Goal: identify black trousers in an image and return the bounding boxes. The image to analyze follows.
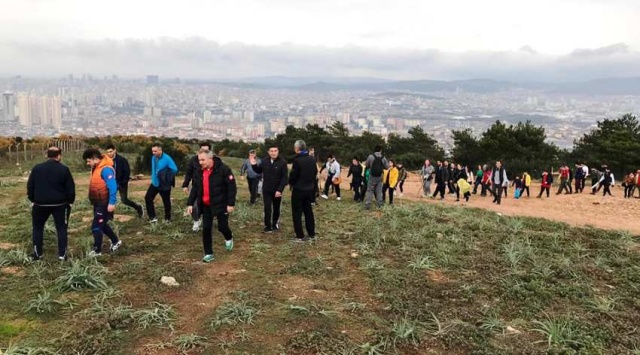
[538,186,550,198]
[574,179,583,193]
[291,189,315,239]
[118,185,142,214]
[351,181,362,201]
[263,191,282,229]
[432,182,446,198]
[481,182,490,196]
[447,180,455,194]
[473,180,481,194]
[32,204,70,257]
[523,186,530,197]
[382,184,395,204]
[314,178,320,198]
[92,205,119,253]
[323,175,341,197]
[602,184,612,196]
[190,200,201,221]
[398,180,405,193]
[202,207,233,255]
[247,177,260,204]
[557,178,570,194]
[492,185,503,204]
[360,181,368,202]
[145,185,172,221]
[624,185,635,198]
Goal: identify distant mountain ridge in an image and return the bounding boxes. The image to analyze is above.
[213,76,640,95]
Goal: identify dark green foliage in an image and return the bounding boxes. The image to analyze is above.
[571,113,640,176]
[451,120,561,177]
[265,123,442,168]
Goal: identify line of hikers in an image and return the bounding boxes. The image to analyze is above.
[296,151,639,207]
[416,160,639,201]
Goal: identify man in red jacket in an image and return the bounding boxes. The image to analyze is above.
[537,169,553,198]
[556,165,570,195]
[187,149,236,263]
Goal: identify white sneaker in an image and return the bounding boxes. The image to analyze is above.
[321,194,329,200]
[336,197,341,201]
[192,220,201,232]
[88,250,102,258]
[110,240,123,252]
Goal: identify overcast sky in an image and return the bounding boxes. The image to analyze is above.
[1,0,639,81]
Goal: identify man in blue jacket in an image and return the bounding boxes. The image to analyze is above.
[105,144,144,218]
[145,143,178,223]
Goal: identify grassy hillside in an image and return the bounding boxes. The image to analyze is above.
[1,157,640,354]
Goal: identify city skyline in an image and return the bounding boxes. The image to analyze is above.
[1,76,638,150]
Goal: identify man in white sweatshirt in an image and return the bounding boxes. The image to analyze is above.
[321,155,341,201]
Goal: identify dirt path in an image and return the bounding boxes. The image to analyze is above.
[326,170,640,236]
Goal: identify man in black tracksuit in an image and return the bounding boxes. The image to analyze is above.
[347,157,364,202]
[187,150,236,262]
[289,140,317,241]
[250,145,289,233]
[105,144,143,218]
[182,142,211,232]
[431,161,448,199]
[446,161,456,194]
[27,147,76,260]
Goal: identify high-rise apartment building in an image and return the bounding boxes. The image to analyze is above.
[17,94,32,126]
[16,94,62,128]
[2,92,15,121]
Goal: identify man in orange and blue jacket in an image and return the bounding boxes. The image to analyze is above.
[83,148,122,257]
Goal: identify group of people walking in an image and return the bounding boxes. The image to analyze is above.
[27,140,639,263]
[415,160,637,203]
[28,143,179,261]
[27,140,321,263]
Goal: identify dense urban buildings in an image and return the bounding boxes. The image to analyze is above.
[0,75,638,148]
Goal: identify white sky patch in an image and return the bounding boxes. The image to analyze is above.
[1,0,639,54]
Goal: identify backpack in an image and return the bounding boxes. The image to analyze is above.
[370,155,384,177]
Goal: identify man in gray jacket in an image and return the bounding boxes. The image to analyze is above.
[420,159,435,197]
[240,149,262,205]
[364,145,389,210]
[489,160,508,205]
